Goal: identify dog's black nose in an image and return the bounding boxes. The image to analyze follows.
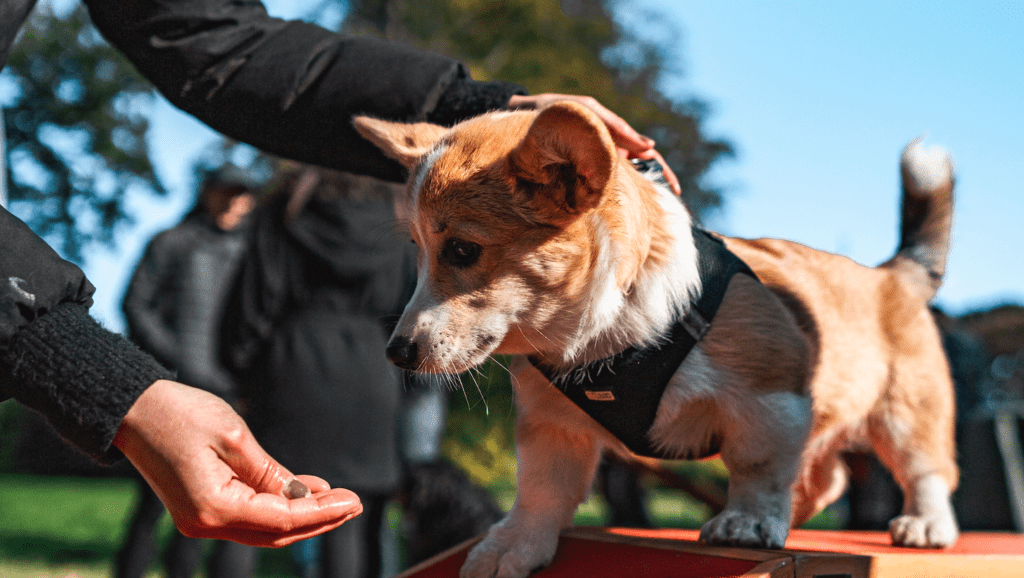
[386,336,419,370]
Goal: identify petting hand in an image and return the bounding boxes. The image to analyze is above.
[508,93,682,196]
[113,379,362,547]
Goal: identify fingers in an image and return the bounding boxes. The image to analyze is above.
[204,418,363,538]
[228,485,363,536]
[216,416,298,498]
[188,488,363,547]
[592,106,654,155]
[630,148,682,196]
[508,93,681,196]
[293,474,331,494]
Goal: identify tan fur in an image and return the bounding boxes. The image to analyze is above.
[724,238,958,525]
[355,104,960,577]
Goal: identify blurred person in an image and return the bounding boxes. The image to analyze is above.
[219,166,416,578]
[0,0,672,546]
[117,166,257,578]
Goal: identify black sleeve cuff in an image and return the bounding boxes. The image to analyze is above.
[0,301,174,464]
[426,77,528,127]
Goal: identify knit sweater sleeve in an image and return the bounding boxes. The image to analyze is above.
[0,301,174,463]
[427,76,528,127]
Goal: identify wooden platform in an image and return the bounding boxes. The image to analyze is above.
[395,527,1024,578]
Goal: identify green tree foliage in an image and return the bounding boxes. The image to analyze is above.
[343,0,733,218]
[2,4,163,261]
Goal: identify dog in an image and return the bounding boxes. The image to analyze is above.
[354,102,959,578]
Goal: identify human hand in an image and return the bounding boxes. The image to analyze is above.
[113,379,362,547]
[508,93,681,195]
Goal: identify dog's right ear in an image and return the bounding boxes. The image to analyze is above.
[353,116,449,169]
[509,101,617,226]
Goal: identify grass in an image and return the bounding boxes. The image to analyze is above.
[0,473,140,577]
[0,473,304,577]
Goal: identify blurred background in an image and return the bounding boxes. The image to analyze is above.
[1,1,1021,576]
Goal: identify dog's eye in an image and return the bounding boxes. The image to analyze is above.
[442,238,482,268]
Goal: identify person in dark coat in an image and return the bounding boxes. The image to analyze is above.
[219,167,416,578]
[117,166,257,578]
[0,0,674,545]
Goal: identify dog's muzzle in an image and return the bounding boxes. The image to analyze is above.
[386,335,420,370]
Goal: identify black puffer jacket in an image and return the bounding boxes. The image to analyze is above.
[0,0,525,462]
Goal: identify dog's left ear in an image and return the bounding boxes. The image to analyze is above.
[510,102,617,225]
[354,116,449,169]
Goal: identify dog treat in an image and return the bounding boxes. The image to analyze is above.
[284,478,311,499]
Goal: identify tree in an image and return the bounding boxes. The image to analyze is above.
[2,4,163,261]
[343,0,733,219]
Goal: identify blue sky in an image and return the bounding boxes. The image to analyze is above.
[631,1,1023,313]
[77,1,1023,332]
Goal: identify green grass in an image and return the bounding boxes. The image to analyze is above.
[0,474,138,561]
[0,473,139,577]
[0,473,302,577]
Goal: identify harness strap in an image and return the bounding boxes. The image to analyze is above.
[530,227,758,458]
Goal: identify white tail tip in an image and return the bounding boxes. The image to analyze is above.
[901,139,954,194]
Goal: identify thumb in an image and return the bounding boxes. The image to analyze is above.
[219,422,307,499]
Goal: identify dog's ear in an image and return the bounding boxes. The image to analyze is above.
[510,101,617,225]
[354,116,448,169]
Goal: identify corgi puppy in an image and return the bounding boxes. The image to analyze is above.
[355,102,959,578]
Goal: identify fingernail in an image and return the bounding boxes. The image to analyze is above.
[284,478,311,499]
[642,136,655,146]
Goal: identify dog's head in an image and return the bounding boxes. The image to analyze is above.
[355,102,664,373]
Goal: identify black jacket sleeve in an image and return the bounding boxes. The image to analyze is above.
[0,208,94,343]
[1,207,173,463]
[83,0,526,183]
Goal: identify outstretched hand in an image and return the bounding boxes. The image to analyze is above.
[508,93,682,196]
[113,379,362,547]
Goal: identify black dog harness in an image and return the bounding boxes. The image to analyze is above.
[529,227,758,459]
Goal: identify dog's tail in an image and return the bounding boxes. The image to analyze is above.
[881,139,955,302]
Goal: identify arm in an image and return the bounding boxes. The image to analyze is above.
[84,0,524,183]
[1,207,155,461]
[85,1,674,189]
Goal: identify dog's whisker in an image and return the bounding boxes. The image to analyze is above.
[516,326,540,352]
[466,365,489,415]
[454,364,474,409]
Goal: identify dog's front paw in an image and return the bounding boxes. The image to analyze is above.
[460,526,559,578]
[699,509,788,549]
[889,513,959,548]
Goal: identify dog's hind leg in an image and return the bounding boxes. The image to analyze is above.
[868,354,959,548]
[790,434,850,528]
[460,362,605,578]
